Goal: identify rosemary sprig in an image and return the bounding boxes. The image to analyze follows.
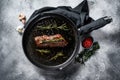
[36,49,50,55]
[37,23,69,31]
[49,52,64,61]
[37,24,52,30]
[57,23,69,30]
[42,37,64,43]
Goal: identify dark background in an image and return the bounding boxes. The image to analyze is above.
[0,0,120,80]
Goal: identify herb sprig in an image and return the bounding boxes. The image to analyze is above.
[37,23,69,31]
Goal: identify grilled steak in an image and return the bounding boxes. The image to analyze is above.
[34,34,68,47]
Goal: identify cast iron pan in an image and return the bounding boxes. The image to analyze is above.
[22,13,80,70]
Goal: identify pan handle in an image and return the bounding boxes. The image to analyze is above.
[78,16,112,35]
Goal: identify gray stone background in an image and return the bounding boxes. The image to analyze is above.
[0,0,120,80]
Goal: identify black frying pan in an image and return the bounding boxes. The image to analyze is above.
[22,13,80,70]
[22,12,112,70]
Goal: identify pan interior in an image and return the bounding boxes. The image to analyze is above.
[25,15,77,67]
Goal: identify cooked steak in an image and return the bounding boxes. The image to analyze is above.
[34,34,68,47]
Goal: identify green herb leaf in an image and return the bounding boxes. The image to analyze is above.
[36,49,50,55]
[49,52,64,61]
[37,23,69,31]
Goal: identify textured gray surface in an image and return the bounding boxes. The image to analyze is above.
[0,0,120,80]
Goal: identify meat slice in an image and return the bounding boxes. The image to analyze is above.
[34,34,68,48]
